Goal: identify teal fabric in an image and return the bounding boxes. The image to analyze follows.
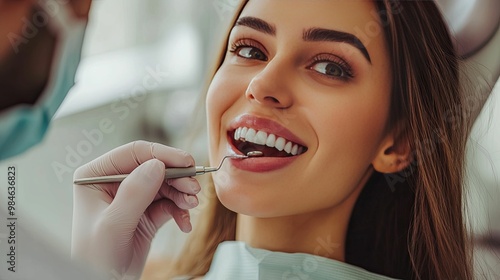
[0,6,86,160]
[203,241,399,280]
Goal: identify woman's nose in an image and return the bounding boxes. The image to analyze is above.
[245,62,293,109]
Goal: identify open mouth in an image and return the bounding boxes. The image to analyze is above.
[229,127,308,157]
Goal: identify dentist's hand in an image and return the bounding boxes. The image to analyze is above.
[71,141,200,279]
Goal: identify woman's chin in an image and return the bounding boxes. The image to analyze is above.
[215,183,277,218]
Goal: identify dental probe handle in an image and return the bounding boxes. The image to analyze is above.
[73,166,216,185]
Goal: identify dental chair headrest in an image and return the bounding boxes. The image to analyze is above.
[436,0,500,59]
[435,0,500,123]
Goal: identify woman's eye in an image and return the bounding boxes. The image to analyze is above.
[311,62,348,78]
[238,47,266,60]
[235,46,267,61]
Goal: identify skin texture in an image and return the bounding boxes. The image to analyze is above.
[206,0,407,261]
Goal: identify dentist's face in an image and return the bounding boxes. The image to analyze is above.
[207,0,392,217]
[0,0,92,111]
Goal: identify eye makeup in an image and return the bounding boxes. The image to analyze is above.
[227,35,358,82]
[229,38,269,61]
[308,53,355,81]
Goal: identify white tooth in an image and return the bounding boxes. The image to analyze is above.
[284,141,292,153]
[266,133,276,147]
[254,131,267,145]
[240,127,248,140]
[275,137,286,151]
[234,128,241,141]
[291,144,298,155]
[245,128,256,142]
[298,146,304,155]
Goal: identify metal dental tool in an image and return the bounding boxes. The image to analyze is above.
[73,151,264,185]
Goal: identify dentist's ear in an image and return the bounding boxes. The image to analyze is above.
[372,130,412,174]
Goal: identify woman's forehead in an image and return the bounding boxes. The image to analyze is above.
[238,0,381,35]
[234,0,388,66]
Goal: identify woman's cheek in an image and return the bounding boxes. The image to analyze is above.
[207,74,228,131]
[208,68,236,113]
[314,95,387,167]
[206,71,225,154]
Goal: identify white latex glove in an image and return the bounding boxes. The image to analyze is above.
[71,141,200,279]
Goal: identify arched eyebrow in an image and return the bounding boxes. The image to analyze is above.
[235,16,372,64]
[235,16,276,36]
[303,28,371,63]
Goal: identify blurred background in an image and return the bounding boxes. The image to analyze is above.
[0,0,499,278]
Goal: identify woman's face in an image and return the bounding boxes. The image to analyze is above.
[207,0,392,217]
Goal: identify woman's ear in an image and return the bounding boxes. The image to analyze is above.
[372,131,412,174]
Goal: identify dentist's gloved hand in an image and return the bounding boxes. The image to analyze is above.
[71,141,200,279]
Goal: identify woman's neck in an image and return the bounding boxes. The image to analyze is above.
[235,168,373,262]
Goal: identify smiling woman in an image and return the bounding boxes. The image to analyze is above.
[71,0,474,279]
[166,0,473,279]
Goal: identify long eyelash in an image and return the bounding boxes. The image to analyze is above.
[313,54,355,79]
[229,38,261,53]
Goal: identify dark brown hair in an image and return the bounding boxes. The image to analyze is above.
[165,1,473,279]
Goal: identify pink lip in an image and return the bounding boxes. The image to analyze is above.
[228,153,297,172]
[226,114,307,172]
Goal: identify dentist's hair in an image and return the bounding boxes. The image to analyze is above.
[165,1,473,279]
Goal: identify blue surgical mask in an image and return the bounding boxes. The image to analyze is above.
[0,1,87,160]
